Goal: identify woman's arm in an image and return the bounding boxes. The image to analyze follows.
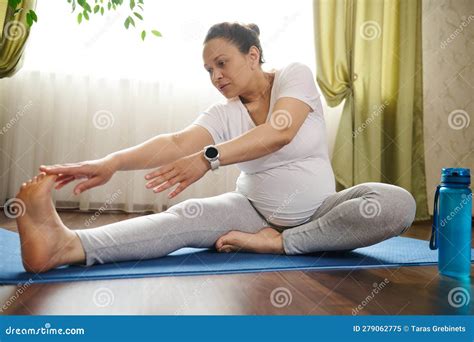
[217,97,312,166]
[38,125,214,194]
[145,97,312,198]
[110,125,214,171]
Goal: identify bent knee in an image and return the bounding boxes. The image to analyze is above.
[390,186,416,231]
[362,182,416,235]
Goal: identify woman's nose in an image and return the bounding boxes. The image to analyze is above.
[212,70,223,83]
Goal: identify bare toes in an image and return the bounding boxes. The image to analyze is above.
[220,245,237,253]
[215,236,228,249]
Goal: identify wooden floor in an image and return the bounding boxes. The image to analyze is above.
[0,210,473,315]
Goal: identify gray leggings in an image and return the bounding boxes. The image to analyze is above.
[75,182,416,266]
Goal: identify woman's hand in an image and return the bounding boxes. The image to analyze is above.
[144,152,210,199]
[38,155,119,195]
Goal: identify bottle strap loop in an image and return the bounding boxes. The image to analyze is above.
[429,185,441,250]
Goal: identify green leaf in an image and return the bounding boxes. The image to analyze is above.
[83,1,92,12]
[107,2,111,10]
[133,12,143,20]
[29,10,38,22]
[94,5,100,13]
[100,7,104,15]
[129,16,135,27]
[26,13,33,27]
[151,30,162,37]
[129,0,135,10]
[83,10,89,20]
[141,30,146,41]
[8,0,21,11]
[124,17,130,29]
[77,12,83,24]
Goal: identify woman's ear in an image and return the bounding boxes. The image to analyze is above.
[248,46,260,70]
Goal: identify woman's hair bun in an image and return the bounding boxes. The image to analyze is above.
[246,23,260,36]
[203,22,265,65]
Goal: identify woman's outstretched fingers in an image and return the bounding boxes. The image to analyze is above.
[55,174,75,182]
[54,175,76,190]
[146,153,210,199]
[40,164,83,175]
[146,168,177,189]
[145,164,174,181]
[167,182,188,198]
[73,177,102,195]
[152,173,182,193]
[39,164,63,172]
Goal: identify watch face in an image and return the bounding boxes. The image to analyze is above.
[205,146,218,159]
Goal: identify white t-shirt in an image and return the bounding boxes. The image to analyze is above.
[193,62,336,227]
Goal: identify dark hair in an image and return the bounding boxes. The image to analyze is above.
[203,22,265,64]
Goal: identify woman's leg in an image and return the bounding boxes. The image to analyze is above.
[15,173,268,272]
[282,182,417,254]
[216,182,416,255]
[74,191,268,266]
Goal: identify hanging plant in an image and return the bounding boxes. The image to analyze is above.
[7,0,37,26]
[7,0,162,41]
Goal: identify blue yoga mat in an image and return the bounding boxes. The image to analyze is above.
[1,228,473,285]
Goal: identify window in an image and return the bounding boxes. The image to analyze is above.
[23,0,315,82]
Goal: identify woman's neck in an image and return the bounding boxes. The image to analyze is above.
[239,70,274,104]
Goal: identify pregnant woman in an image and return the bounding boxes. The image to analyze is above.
[15,22,416,273]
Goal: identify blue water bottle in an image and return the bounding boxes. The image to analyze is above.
[430,168,472,278]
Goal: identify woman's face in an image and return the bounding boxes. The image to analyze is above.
[202,38,259,98]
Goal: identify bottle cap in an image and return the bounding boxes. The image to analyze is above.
[441,168,470,185]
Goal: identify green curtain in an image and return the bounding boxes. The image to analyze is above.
[0,0,36,78]
[314,0,429,220]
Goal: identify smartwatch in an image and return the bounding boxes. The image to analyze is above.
[203,145,220,170]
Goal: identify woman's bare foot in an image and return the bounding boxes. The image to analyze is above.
[15,172,85,273]
[215,227,285,254]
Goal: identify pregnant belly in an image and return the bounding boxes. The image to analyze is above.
[235,161,336,227]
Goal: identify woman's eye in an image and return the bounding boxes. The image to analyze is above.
[218,61,225,67]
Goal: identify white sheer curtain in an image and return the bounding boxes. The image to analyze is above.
[0,0,337,213]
